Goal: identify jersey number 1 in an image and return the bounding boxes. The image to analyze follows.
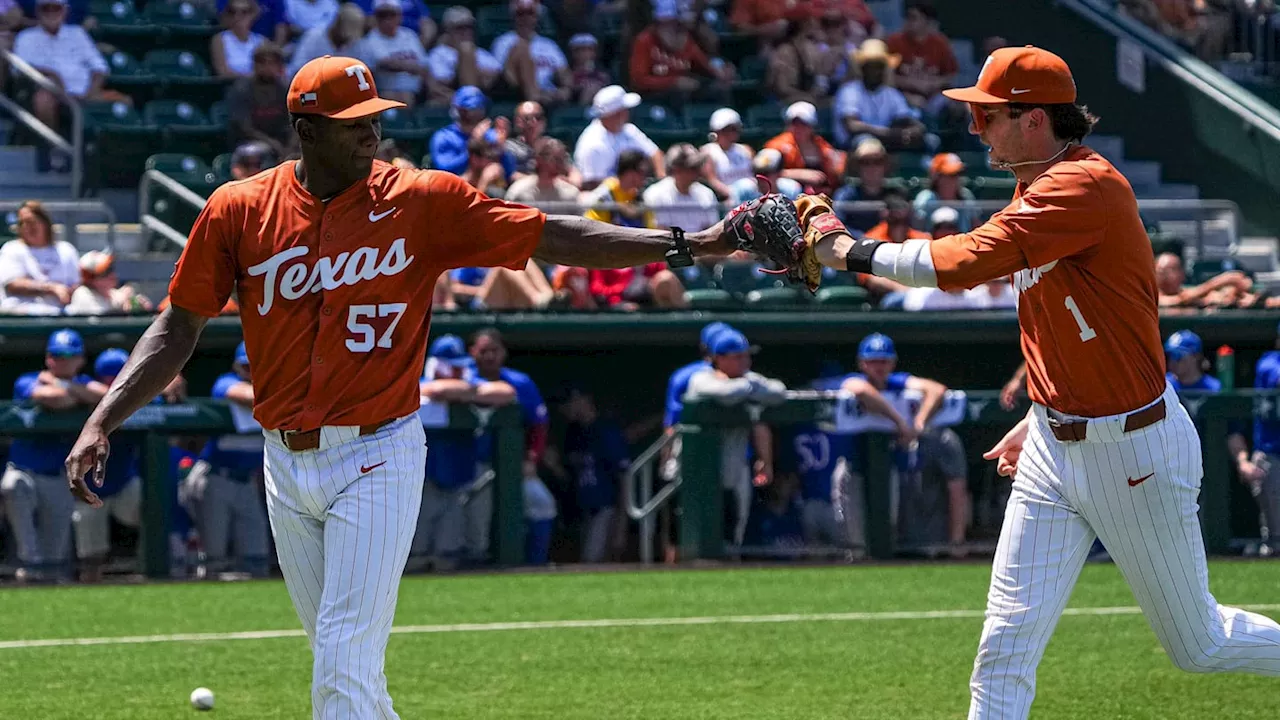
[346,303,407,352]
[1064,295,1097,342]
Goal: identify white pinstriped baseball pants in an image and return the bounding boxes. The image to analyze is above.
[970,383,1280,719]
[263,415,426,720]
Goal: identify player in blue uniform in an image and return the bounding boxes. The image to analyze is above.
[743,471,806,559]
[560,386,631,563]
[468,328,552,564]
[2,329,105,582]
[1251,324,1280,556]
[194,342,270,578]
[71,348,147,582]
[412,335,515,571]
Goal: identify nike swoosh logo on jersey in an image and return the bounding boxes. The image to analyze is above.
[360,461,387,474]
[1127,472,1154,487]
[369,207,397,222]
[1009,88,1032,95]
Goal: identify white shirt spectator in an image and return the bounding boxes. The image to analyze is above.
[833,80,916,147]
[285,0,338,31]
[701,141,753,186]
[642,177,719,232]
[490,32,566,91]
[0,238,80,315]
[902,287,979,311]
[13,23,107,97]
[289,25,364,79]
[964,282,1017,309]
[427,44,502,84]
[573,119,660,185]
[504,175,580,206]
[359,27,429,94]
[65,286,112,314]
[217,30,266,76]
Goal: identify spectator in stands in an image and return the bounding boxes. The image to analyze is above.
[642,143,719,232]
[412,335,516,571]
[0,200,79,316]
[212,0,269,78]
[466,329,550,564]
[684,329,788,546]
[580,149,687,309]
[229,141,279,179]
[426,6,501,104]
[574,84,665,190]
[1154,251,1254,308]
[71,348,144,582]
[492,0,571,105]
[899,209,1004,310]
[567,33,610,107]
[376,138,418,168]
[742,471,806,559]
[930,206,960,238]
[964,277,1017,309]
[700,108,754,201]
[766,17,840,106]
[66,250,152,315]
[448,261,555,310]
[765,101,846,194]
[730,148,802,205]
[226,41,295,158]
[429,86,517,177]
[913,152,978,232]
[217,0,289,44]
[14,0,123,170]
[283,0,338,39]
[729,0,803,45]
[0,0,22,88]
[886,0,958,119]
[834,39,927,151]
[558,386,630,563]
[821,0,878,60]
[287,2,366,80]
[629,0,733,107]
[189,343,271,578]
[1120,0,1232,61]
[505,101,547,179]
[359,0,430,106]
[865,192,931,243]
[505,137,581,206]
[460,134,510,195]
[832,137,893,232]
[3,329,105,582]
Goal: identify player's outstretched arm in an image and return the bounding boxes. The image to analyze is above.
[532,215,732,268]
[65,306,209,506]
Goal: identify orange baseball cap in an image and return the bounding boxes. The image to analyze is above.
[929,153,965,176]
[943,46,1076,105]
[287,55,405,119]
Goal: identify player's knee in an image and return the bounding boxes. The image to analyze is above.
[1167,644,1224,674]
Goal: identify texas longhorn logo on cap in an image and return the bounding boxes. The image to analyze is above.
[287,55,405,119]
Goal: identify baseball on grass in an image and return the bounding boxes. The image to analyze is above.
[190,687,215,710]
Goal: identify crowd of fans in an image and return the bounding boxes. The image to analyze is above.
[1117,0,1280,68]
[4,317,1280,582]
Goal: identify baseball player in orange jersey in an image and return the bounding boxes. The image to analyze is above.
[62,56,735,719]
[812,46,1280,718]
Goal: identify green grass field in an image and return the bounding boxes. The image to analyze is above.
[1,560,1277,719]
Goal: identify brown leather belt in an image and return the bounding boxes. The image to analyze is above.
[1047,401,1166,443]
[277,419,394,452]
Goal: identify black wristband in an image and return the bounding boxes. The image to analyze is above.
[665,226,694,268]
[843,237,884,275]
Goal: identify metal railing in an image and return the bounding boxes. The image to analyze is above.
[622,430,680,565]
[0,199,117,250]
[0,49,84,198]
[137,169,209,249]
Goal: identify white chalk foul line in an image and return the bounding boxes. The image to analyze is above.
[2,604,1278,651]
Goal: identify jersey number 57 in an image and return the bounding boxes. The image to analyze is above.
[346,303,407,352]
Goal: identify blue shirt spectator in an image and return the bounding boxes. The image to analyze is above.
[429,86,517,177]
[353,0,429,32]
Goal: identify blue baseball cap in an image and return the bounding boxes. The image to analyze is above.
[452,86,487,111]
[1165,330,1202,360]
[699,322,732,349]
[858,333,896,360]
[429,334,474,367]
[94,348,129,378]
[709,329,754,356]
[234,341,249,367]
[47,328,84,357]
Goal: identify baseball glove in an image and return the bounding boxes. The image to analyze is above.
[723,190,852,293]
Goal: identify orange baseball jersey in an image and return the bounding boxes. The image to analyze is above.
[926,145,1165,417]
[168,160,545,430]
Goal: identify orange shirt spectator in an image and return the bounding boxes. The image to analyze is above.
[730,0,810,43]
[764,101,846,193]
[864,222,931,242]
[629,24,714,93]
[886,1,958,110]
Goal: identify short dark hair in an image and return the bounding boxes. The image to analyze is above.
[1007,103,1099,143]
[905,0,937,21]
[882,190,911,213]
[469,327,504,348]
[616,149,649,176]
